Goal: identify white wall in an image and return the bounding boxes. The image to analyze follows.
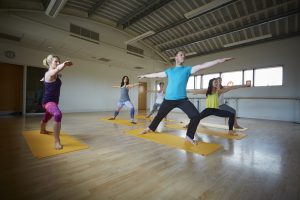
[0,42,155,113]
[185,36,300,122]
[0,11,168,114]
[0,12,167,72]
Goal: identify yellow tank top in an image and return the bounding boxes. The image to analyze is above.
[206,93,219,108]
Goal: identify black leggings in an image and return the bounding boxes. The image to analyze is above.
[199,108,235,130]
[149,98,201,139]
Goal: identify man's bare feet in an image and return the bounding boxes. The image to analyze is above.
[54,141,63,150]
[185,136,198,145]
[140,127,152,134]
[40,130,51,134]
[228,130,238,136]
[108,117,115,120]
[234,125,244,129]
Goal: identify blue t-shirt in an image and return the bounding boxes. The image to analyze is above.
[165,66,192,100]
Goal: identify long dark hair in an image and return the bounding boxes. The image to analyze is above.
[206,78,216,96]
[121,76,129,87]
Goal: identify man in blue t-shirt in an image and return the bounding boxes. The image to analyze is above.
[138,50,233,145]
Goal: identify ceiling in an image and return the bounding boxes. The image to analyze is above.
[0,0,299,61]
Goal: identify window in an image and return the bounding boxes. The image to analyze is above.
[195,75,201,89]
[254,66,283,86]
[156,82,160,91]
[244,69,253,86]
[186,76,195,89]
[202,73,220,88]
[221,71,243,86]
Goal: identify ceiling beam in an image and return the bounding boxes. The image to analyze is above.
[88,0,106,17]
[162,9,300,52]
[118,0,173,29]
[152,0,238,37]
[184,32,300,61]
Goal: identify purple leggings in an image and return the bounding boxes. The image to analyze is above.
[42,102,62,123]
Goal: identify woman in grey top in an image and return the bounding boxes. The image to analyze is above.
[109,76,140,124]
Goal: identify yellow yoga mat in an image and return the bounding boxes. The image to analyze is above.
[22,130,89,158]
[127,129,222,156]
[165,123,247,140]
[135,115,153,120]
[200,122,248,131]
[101,117,144,126]
[197,127,247,140]
[165,123,187,130]
[135,115,175,122]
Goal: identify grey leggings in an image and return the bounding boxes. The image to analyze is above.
[148,103,161,117]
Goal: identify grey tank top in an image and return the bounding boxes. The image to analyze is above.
[120,86,130,101]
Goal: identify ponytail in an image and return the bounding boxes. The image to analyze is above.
[43,54,59,67]
[43,58,48,67]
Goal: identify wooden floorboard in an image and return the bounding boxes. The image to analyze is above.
[1,111,300,200]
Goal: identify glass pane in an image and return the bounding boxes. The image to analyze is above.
[221,71,242,86]
[186,76,194,89]
[244,70,253,86]
[195,75,201,89]
[26,66,46,113]
[202,73,220,88]
[254,67,283,86]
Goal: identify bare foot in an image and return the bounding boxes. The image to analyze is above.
[185,136,198,145]
[228,130,238,136]
[140,127,151,134]
[131,121,137,124]
[108,117,115,120]
[54,142,63,150]
[40,130,51,134]
[234,125,244,129]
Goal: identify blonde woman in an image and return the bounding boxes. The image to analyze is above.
[40,55,72,150]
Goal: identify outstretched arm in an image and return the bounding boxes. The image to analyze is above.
[138,71,166,79]
[220,84,251,94]
[187,89,207,94]
[127,82,141,88]
[191,58,233,74]
[112,85,120,88]
[48,61,73,77]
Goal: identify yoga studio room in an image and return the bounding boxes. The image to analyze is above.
[0,0,299,199]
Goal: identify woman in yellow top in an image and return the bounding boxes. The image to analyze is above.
[190,77,250,129]
[198,78,237,135]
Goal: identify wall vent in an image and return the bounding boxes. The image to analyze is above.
[98,57,110,62]
[70,24,99,44]
[0,32,21,42]
[126,44,144,58]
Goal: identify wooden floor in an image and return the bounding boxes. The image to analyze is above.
[1,111,300,200]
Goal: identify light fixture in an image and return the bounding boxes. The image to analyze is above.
[223,34,272,48]
[184,0,233,19]
[45,0,68,18]
[125,31,155,44]
[169,51,197,59]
